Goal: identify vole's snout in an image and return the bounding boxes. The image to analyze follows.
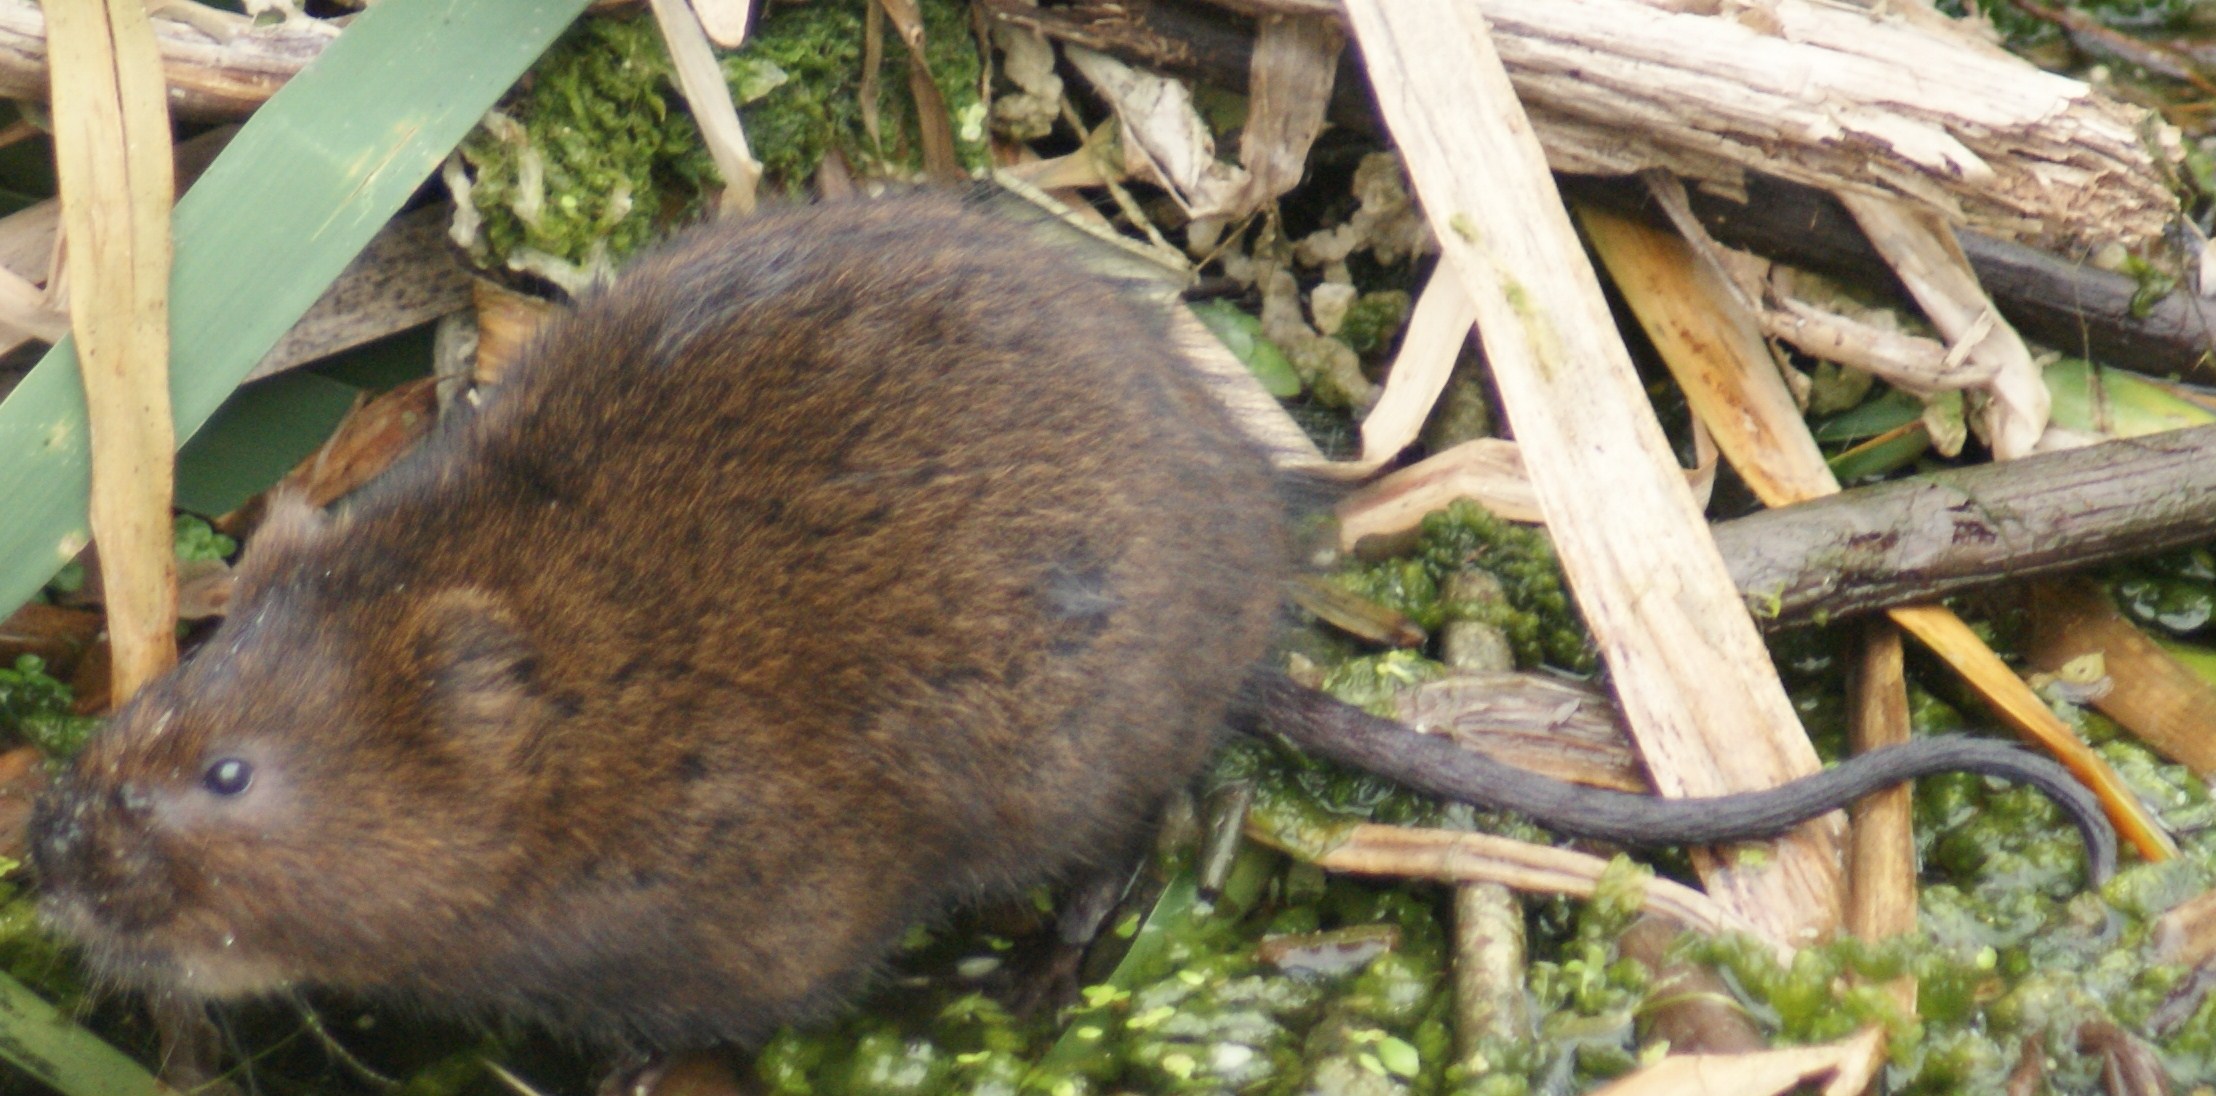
[29,771,179,937]
[29,772,92,887]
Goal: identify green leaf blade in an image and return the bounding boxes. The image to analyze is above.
[0,0,594,618]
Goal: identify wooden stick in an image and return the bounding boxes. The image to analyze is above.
[1712,423,2216,627]
[1252,821,1787,959]
[1845,621,1916,1013]
[1480,0,2177,256]
[0,0,336,121]
[1343,0,1841,945]
[1449,883,1529,1061]
[998,0,2181,256]
[1357,273,1479,468]
[1335,416,2216,635]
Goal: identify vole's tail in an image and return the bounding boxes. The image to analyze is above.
[1234,668,2121,885]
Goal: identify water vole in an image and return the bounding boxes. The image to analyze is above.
[34,195,1288,1050]
[29,193,2116,1058]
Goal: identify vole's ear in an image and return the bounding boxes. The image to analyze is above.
[234,491,336,598]
[412,587,541,733]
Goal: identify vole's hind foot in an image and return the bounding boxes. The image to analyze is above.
[989,861,1144,1020]
[997,944,1087,1022]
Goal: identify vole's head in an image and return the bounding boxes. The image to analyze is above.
[30,496,547,998]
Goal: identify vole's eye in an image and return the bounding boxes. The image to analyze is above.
[202,758,253,797]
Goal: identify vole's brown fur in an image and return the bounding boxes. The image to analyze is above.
[32,195,1285,1050]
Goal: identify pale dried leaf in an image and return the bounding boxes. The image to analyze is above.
[1239,14,1341,206]
[1336,439,1542,551]
[1335,435,1729,550]
[1838,193,2048,459]
[1577,204,1835,505]
[990,22,1060,141]
[1358,270,1478,466]
[1586,1027,1885,1096]
[0,262,65,343]
[248,209,472,383]
[1344,0,1852,947]
[1065,47,1253,218]
[1762,298,1978,391]
[254,377,441,520]
[995,150,1115,191]
[649,0,761,214]
[1394,672,1645,792]
[689,0,751,48]
[50,0,179,697]
[2150,890,2216,967]
[176,557,233,621]
[1268,822,1788,960]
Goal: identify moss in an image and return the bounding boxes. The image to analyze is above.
[456,14,714,274]
[1337,290,1412,356]
[1319,650,1447,717]
[1283,506,2216,1088]
[1664,680,2216,1089]
[455,1,987,274]
[1331,501,1596,674]
[729,2,863,189]
[731,0,985,191]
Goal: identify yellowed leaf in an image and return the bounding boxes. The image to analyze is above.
[49,0,179,699]
[1582,195,2171,866]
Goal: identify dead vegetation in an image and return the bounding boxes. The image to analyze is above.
[8,0,2216,1092]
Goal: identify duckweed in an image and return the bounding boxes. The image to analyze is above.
[0,655,92,761]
